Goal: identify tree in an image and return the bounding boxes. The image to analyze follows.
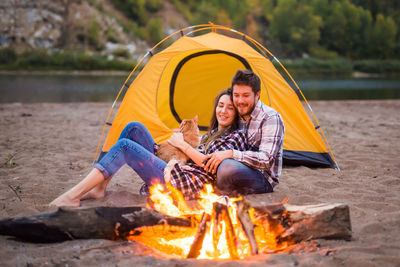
[368,14,397,58]
[269,0,322,55]
[215,10,233,28]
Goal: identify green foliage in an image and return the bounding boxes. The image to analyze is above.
[190,1,218,25]
[171,0,193,21]
[113,48,130,58]
[309,46,339,60]
[106,27,118,43]
[0,50,136,71]
[19,50,51,67]
[270,0,322,55]
[280,58,353,74]
[368,14,397,58]
[110,0,163,26]
[0,47,17,64]
[146,17,163,45]
[88,17,100,47]
[353,60,400,74]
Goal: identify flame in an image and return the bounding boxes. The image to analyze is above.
[129,183,293,259]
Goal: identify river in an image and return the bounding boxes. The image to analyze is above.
[0,73,399,103]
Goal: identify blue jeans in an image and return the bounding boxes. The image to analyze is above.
[216,159,273,195]
[95,122,166,185]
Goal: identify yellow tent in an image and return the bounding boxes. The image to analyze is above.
[95,24,338,168]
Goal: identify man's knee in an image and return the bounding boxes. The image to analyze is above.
[215,159,241,190]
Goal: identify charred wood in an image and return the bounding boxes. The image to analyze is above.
[0,206,191,243]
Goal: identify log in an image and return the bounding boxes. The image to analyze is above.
[0,202,352,244]
[0,206,191,243]
[187,212,210,259]
[213,202,239,259]
[237,200,258,255]
[251,202,352,242]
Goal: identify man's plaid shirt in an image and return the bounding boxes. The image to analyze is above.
[232,100,285,187]
[169,129,247,199]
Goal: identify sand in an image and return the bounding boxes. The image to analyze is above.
[0,100,399,266]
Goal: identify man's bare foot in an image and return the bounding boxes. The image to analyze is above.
[49,194,80,207]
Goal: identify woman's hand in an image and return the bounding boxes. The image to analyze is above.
[167,133,186,149]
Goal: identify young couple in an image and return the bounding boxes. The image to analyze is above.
[50,70,285,207]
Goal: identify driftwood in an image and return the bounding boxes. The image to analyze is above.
[252,202,352,242]
[0,206,191,243]
[0,202,351,245]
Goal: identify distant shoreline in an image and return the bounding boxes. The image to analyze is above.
[0,70,130,76]
[0,70,390,78]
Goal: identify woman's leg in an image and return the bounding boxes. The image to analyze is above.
[89,122,157,196]
[96,138,166,185]
[118,121,156,153]
[51,138,166,207]
[50,168,105,207]
[216,159,273,195]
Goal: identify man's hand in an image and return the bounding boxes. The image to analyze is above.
[202,150,233,174]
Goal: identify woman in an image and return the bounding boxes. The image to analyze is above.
[50,89,246,207]
[166,89,248,199]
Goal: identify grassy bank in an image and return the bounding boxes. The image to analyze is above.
[1,48,400,76]
[0,48,136,71]
[278,58,400,76]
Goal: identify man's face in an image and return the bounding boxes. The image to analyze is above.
[232,84,260,118]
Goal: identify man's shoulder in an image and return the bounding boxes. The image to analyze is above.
[258,101,282,119]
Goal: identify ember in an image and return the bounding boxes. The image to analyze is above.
[127,183,292,259]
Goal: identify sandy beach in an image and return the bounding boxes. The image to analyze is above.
[0,100,399,266]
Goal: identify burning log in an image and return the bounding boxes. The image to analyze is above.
[252,202,352,242]
[237,199,258,255]
[213,202,239,259]
[187,212,210,258]
[0,206,191,243]
[0,199,351,260]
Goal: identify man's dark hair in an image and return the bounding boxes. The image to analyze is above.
[231,69,261,94]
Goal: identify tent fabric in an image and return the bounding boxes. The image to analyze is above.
[100,31,336,168]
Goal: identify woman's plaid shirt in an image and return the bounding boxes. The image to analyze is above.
[169,129,248,199]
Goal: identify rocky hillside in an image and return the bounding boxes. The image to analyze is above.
[0,0,188,59]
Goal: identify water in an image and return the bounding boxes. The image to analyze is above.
[0,73,400,103]
[0,73,126,103]
[296,77,400,100]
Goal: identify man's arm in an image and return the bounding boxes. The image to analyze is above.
[233,114,284,170]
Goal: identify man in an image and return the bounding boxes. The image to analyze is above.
[203,69,285,195]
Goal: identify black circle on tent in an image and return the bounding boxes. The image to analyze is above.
[170,50,251,131]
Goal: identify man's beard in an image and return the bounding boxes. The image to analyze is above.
[238,99,257,117]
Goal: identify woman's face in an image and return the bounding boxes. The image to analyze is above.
[216,94,236,128]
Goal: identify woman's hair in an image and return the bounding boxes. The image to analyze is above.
[201,88,239,150]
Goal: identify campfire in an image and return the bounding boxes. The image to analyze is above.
[127,183,293,259]
[0,184,351,260]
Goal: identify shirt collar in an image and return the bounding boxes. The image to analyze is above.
[240,100,262,122]
[250,100,262,119]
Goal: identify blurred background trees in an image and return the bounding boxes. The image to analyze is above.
[110,0,398,60]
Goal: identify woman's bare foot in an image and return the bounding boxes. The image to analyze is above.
[81,187,106,200]
[81,178,110,200]
[49,194,80,207]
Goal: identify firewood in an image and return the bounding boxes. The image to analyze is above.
[0,206,191,243]
[213,202,239,259]
[237,199,258,255]
[187,212,210,258]
[251,202,352,242]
